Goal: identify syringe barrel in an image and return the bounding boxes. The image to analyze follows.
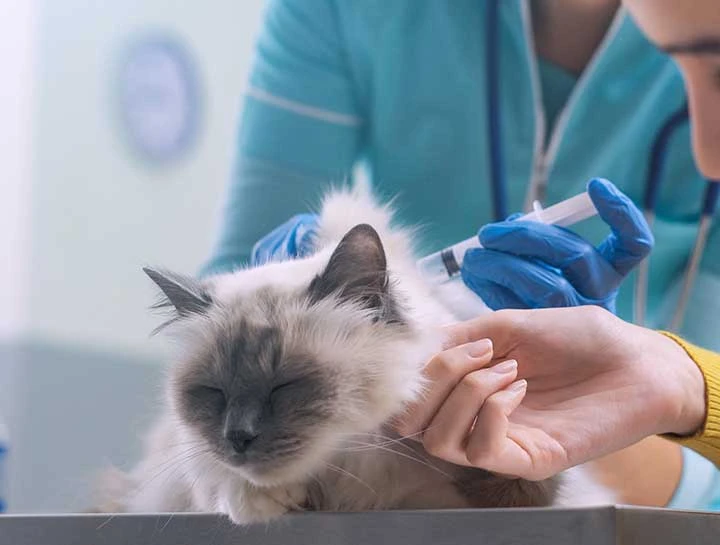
[522,191,596,227]
[417,191,597,284]
[416,236,480,285]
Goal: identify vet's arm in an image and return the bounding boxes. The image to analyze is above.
[587,436,683,506]
[201,0,364,276]
[590,432,720,510]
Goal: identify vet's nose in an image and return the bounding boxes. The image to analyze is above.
[225,428,259,454]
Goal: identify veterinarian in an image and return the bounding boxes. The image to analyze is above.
[201,0,720,509]
[201,0,718,351]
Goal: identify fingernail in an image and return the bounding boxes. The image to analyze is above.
[469,338,493,358]
[493,359,517,374]
[508,379,527,393]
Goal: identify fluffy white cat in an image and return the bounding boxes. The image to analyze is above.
[95,183,614,523]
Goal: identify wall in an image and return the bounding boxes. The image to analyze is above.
[0,0,36,341]
[28,0,265,360]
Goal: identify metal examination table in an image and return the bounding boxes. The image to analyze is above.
[2,507,719,544]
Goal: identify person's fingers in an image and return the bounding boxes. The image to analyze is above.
[465,379,530,474]
[395,339,494,438]
[462,249,580,308]
[289,213,319,257]
[422,360,518,464]
[251,231,283,265]
[251,214,319,265]
[441,308,528,355]
[251,217,298,265]
[588,178,654,276]
[478,221,620,299]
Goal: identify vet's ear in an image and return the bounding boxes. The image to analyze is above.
[308,224,390,312]
[143,267,212,316]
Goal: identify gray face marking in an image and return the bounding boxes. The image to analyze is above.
[172,314,336,474]
[146,224,408,479]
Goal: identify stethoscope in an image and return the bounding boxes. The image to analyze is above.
[635,106,720,331]
[485,2,720,332]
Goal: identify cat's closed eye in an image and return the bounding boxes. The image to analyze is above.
[269,380,299,404]
[188,385,226,411]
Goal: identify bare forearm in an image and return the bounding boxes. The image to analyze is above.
[587,436,683,506]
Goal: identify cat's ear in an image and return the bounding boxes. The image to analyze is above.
[308,224,394,315]
[143,267,212,317]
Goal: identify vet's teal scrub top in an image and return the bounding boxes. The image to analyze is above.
[203,0,720,353]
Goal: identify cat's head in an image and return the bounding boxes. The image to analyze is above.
[146,224,438,486]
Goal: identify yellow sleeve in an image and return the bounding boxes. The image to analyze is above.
[660,332,720,466]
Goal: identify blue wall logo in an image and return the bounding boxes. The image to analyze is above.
[116,33,202,164]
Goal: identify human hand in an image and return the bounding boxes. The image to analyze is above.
[461,178,654,313]
[250,214,318,266]
[396,306,706,480]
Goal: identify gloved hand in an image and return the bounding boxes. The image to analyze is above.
[461,178,654,313]
[250,213,318,266]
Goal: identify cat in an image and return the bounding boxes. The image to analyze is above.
[94,184,613,523]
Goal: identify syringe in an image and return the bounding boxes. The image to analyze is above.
[417,191,598,285]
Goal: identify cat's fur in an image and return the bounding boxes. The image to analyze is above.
[95,185,613,523]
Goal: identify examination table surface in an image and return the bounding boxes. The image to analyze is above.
[1,506,719,544]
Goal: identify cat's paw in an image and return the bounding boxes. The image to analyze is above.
[222,482,307,525]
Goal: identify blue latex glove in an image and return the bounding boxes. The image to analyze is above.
[461,178,654,313]
[250,213,319,266]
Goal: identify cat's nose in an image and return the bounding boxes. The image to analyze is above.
[224,402,262,454]
[225,428,259,454]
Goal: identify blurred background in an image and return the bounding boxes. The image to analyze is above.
[0,0,265,512]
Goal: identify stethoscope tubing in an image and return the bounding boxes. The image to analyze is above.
[634,106,720,331]
[634,106,692,327]
[668,182,719,332]
[486,0,507,222]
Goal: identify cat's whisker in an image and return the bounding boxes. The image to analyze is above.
[348,431,424,453]
[95,514,117,530]
[389,429,427,442]
[165,439,207,449]
[138,447,214,495]
[142,446,212,477]
[159,513,175,533]
[323,462,378,497]
[187,469,204,498]
[340,440,453,480]
[339,437,416,456]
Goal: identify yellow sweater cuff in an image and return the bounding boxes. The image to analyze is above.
[660,332,720,466]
